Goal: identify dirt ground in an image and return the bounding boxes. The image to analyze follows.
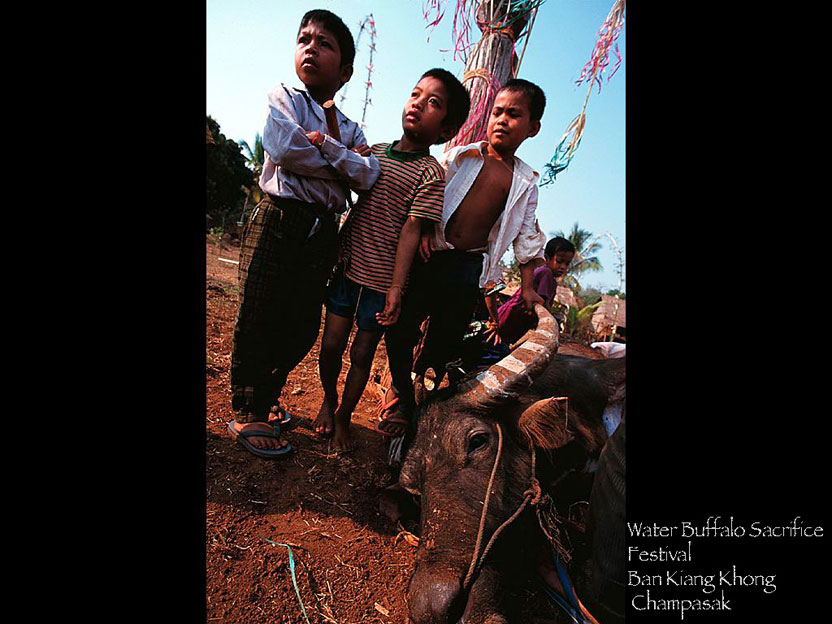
[205,238,564,624]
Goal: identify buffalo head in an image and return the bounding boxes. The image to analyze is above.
[399,305,624,623]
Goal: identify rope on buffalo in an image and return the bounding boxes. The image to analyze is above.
[463,422,543,589]
[462,423,575,589]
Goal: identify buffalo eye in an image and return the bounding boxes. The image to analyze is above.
[467,432,489,454]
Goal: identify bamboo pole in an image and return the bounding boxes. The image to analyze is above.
[447,0,530,149]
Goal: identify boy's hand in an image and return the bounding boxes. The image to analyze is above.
[376,286,403,326]
[484,320,503,345]
[305,131,326,148]
[521,288,545,314]
[418,232,434,262]
[350,144,372,156]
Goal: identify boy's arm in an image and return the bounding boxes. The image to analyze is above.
[317,130,380,191]
[483,293,503,345]
[512,183,547,267]
[263,86,379,186]
[376,216,423,326]
[519,261,545,312]
[262,86,340,179]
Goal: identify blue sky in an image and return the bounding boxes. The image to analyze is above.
[207,0,625,292]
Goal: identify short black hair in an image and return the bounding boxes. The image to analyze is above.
[420,68,471,144]
[544,236,575,259]
[499,78,546,122]
[299,9,355,68]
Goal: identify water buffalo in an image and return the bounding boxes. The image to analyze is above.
[398,305,625,623]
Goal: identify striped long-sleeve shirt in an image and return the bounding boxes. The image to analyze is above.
[341,142,445,293]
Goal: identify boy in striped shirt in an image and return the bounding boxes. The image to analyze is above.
[315,68,470,451]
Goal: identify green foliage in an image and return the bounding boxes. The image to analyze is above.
[208,226,224,242]
[564,301,602,340]
[606,288,626,299]
[240,133,265,177]
[206,116,255,233]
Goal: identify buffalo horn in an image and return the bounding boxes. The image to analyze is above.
[458,303,559,405]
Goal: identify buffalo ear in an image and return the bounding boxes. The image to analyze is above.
[517,397,574,451]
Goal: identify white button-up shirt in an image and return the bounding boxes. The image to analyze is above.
[259,84,381,212]
[433,142,546,288]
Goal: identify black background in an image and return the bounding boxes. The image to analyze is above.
[625,2,830,621]
[83,1,829,621]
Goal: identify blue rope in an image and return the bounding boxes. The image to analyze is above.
[537,548,588,624]
[262,538,311,624]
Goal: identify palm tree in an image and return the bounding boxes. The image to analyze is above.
[239,133,265,178]
[239,133,265,210]
[552,222,603,292]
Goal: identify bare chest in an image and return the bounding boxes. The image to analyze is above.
[445,158,514,249]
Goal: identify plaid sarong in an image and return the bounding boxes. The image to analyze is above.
[230,194,338,422]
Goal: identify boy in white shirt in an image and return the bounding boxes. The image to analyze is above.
[227,9,381,459]
[378,79,547,437]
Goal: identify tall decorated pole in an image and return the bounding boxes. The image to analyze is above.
[423,0,543,150]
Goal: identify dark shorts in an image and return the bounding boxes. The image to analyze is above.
[325,266,386,332]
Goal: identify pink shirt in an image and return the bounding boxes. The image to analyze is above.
[496,265,556,344]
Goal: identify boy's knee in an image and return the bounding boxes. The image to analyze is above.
[350,341,376,370]
[321,336,347,358]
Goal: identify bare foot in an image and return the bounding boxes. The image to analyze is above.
[331,411,354,452]
[314,398,337,438]
[232,421,290,451]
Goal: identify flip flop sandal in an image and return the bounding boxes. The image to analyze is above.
[227,420,293,459]
[268,405,301,431]
[376,396,409,437]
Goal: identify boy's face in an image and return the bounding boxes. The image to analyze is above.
[402,76,453,145]
[295,21,352,97]
[487,89,541,154]
[548,251,574,279]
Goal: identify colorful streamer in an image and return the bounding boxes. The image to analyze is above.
[576,0,626,93]
[422,0,476,60]
[424,1,545,150]
[422,0,544,62]
[262,538,311,624]
[541,0,625,186]
[447,67,502,147]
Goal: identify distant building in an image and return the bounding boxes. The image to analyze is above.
[590,294,626,341]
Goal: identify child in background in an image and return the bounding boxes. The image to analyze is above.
[485,236,575,347]
[227,9,381,459]
[314,68,470,450]
[378,78,549,437]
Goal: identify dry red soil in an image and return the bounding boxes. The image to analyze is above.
[205,239,563,624]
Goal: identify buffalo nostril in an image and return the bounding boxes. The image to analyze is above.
[409,578,463,623]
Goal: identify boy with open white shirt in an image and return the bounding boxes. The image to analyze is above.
[378,79,547,437]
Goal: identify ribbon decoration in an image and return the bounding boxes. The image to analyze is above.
[541,0,625,186]
[422,0,544,63]
[428,1,544,149]
[449,67,502,147]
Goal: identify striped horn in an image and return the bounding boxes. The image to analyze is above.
[458,303,559,405]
